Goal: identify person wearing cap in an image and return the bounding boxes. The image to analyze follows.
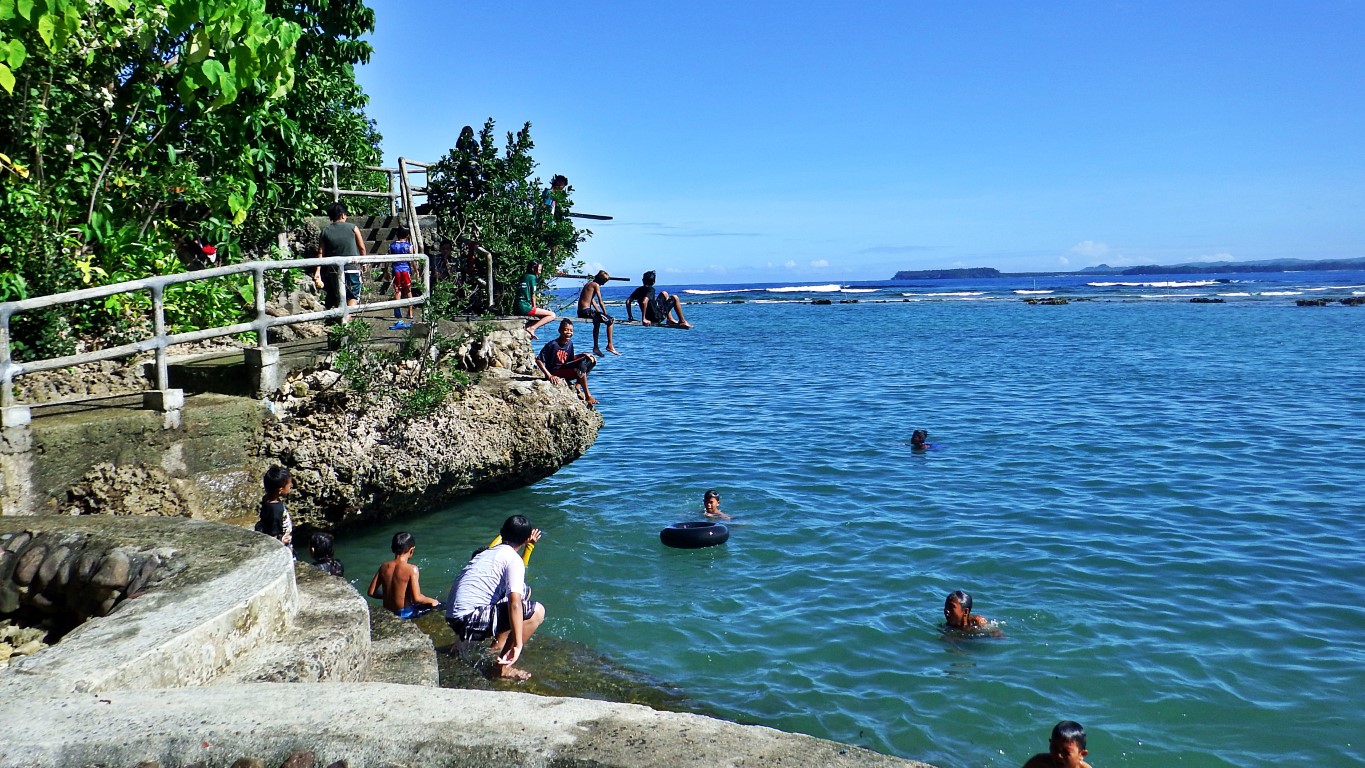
[576,270,620,356]
[702,489,731,520]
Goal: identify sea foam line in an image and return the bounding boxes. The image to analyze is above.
[767,284,843,293]
[1089,280,1218,288]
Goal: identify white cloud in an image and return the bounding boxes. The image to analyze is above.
[810,259,829,268]
[1070,240,1110,257]
[1058,255,1071,266]
[784,260,797,268]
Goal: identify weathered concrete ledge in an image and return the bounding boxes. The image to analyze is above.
[1,516,297,693]
[0,684,932,768]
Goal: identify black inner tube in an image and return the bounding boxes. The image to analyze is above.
[660,521,729,549]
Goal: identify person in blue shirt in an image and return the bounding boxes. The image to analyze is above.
[387,227,417,329]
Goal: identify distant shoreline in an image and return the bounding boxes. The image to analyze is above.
[894,257,1365,281]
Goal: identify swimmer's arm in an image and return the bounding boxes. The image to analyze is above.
[407,565,439,607]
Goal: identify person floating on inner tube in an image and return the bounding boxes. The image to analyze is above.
[702,489,731,520]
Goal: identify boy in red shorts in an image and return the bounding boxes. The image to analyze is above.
[387,227,416,330]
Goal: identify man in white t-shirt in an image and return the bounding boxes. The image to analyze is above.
[444,515,545,680]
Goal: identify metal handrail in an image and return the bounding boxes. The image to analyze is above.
[319,160,432,221]
[0,254,429,413]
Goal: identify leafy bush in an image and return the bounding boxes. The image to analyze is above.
[1,0,382,361]
[425,120,588,315]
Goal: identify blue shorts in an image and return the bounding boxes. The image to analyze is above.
[345,272,362,301]
[394,602,441,620]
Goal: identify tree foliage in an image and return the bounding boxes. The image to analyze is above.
[426,120,588,315]
[0,0,381,360]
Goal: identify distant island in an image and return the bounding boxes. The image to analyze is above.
[891,267,1002,280]
[892,257,1365,280]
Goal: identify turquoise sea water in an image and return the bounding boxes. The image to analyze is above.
[340,272,1365,767]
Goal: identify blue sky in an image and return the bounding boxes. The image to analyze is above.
[356,1,1365,284]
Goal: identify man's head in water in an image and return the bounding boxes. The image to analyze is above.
[911,429,928,449]
[1047,721,1088,768]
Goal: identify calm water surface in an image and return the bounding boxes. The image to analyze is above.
[341,291,1365,768]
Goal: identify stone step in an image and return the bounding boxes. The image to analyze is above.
[214,562,371,684]
[364,603,438,687]
[1,517,300,695]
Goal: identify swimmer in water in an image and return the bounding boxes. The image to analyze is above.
[1022,720,1091,768]
[943,590,993,631]
[702,489,731,520]
[910,429,931,450]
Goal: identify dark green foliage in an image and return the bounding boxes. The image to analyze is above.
[426,119,588,315]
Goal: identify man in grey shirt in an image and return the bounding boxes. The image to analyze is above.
[312,202,366,308]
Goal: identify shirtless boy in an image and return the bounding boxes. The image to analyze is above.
[576,270,620,356]
[368,532,442,618]
[1022,721,1091,768]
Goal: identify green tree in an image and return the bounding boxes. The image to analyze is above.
[425,119,589,315]
[0,0,383,360]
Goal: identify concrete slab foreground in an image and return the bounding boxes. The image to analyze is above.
[0,683,935,768]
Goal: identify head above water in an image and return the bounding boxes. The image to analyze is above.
[1051,720,1086,750]
[500,515,534,546]
[327,202,346,222]
[946,590,973,614]
[703,489,721,503]
[310,531,335,560]
[911,429,928,447]
[391,531,416,555]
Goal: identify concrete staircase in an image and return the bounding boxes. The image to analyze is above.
[308,214,437,256]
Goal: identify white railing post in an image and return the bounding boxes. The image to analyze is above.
[254,263,268,350]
